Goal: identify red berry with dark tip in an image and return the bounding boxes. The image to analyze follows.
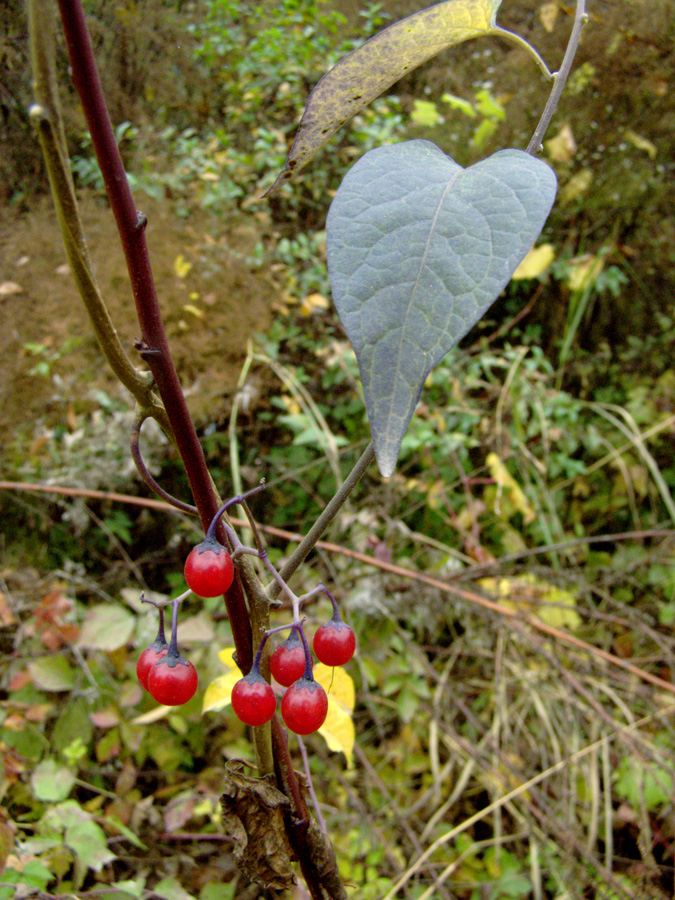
[313,620,356,667]
[136,642,168,691]
[231,672,277,727]
[270,631,311,687]
[147,654,198,706]
[184,538,234,597]
[281,677,328,735]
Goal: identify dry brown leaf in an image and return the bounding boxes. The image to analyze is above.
[220,761,296,890]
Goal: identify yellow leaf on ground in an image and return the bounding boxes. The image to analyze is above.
[545,122,576,164]
[559,168,593,204]
[539,1,558,32]
[567,253,605,292]
[299,293,330,316]
[478,573,582,631]
[512,243,555,280]
[625,130,657,159]
[173,254,192,278]
[182,304,205,319]
[486,452,536,524]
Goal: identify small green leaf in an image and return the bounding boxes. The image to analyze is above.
[66,819,117,871]
[27,655,76,692]
[410,100,443,127]
[153,877,198,900]
[268,0,502,191]
[31,758,76,801]
[76,603,135,651]
[52,696,93,753]
[326,140,557,476]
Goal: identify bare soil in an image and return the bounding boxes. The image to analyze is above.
[0,192,275,460]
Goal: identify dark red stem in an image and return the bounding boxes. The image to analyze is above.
[54,0,252,672]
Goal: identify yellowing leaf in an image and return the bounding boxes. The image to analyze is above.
[173,254,192,278]
[539,1,558,32]
[268,0,503,192]
[486,452,536,524]
[203,647,241,714]
[559,168,593,204]
[545,122,576,164]
[298,293,330,317]
[314,664,356,766]
[567,253,604,292]
[319,700,355,768]
[202,671,240,713]
[313,663,355,711]
[625,129,657,159]
[217,647,238,669]
[182,304,205,320]
[478,574,581,630]
[512,243,555,280]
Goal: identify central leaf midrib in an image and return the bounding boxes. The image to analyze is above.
[383,169,462,447]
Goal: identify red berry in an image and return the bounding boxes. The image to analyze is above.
[313,620,356,667]
[270,632,311,687]
[147,654,198,706]
[184,539,234,598]
[136,643,168,691]
[281,677,328,735]
[231,673,276,727]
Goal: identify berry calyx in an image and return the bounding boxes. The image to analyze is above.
[231,671,277,727]
[281,677,328,735]
[270,629,311,687]
[184,537,234,598]
[147,651,198,706]
[313,618,356,667]
[136,605,169,691]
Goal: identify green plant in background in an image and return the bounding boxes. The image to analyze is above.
[23,337,82,377]
[411,86,506,150]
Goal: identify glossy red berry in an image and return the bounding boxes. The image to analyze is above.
[281,677,328,735]
[232,672,277,727]
[313,619,356,667]
[136,642,168,691]
[147,654,198,706]
[270,631,311,687]
[184,538,234,598]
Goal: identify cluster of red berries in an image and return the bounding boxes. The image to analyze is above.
[136,502,238,706]
[232,608,356,736]
[135,487,356,732]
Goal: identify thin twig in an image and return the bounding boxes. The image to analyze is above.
[273,441,375,597]
[129,412,198,516]
[526,0,587,154]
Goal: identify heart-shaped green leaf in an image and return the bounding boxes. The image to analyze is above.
[326,140,557,476]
